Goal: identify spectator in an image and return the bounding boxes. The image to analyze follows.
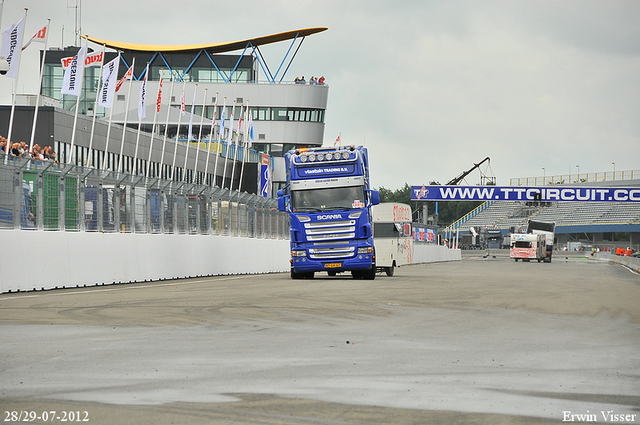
[318,76,325,85]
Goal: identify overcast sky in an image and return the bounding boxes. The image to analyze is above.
[2,0,639,190]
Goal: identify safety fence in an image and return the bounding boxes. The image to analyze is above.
[510,170,640,186]
[0,157,288,239]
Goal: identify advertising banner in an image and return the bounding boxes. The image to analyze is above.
[411,186,640,202]
[260,154,272,198]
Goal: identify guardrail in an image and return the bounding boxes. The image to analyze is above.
[0,157,288,239]
[510,170,640,186]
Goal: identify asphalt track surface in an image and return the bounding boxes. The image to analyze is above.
[1,255,639,424]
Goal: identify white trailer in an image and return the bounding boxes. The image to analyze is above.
[510,233,547,262]
[372,203,413,276]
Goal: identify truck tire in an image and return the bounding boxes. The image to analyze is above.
[385,267,394,277]
[291,269,305,279]
[363,266,376,280]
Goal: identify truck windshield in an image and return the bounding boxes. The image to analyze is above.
[292,186,365,212]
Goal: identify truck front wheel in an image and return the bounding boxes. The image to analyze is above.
[363,266,376,280]
[291,269,305,279]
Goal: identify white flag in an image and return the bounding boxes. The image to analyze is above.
[227,106,234,144]
[98,56,119,109]
[22,25,47,51]
[115,63,133,92]
[236,104,243,142]
[138,66,148,120]
[219,100,226,138]
[248,113,254,148]
[61,44,87,96]
[187,90,197,141]
[1,17,25,79]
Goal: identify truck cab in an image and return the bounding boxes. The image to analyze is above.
[278,146,380,279]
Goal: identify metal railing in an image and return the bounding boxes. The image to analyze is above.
[0,156,288,239]
[510,170,640,186]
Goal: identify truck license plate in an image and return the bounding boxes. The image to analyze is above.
[324,263,342,268]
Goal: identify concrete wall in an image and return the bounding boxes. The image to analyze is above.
[594,251,640,274]
[1,231,462,293]
[0,231,290,293]
[413,244,461,264]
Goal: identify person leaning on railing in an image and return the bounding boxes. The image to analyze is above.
[0,135,57,163]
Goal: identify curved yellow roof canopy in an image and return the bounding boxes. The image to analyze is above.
[83,27,327,54]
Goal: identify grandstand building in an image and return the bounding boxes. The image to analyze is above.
[446,174,640,251]
[0,28,328,193]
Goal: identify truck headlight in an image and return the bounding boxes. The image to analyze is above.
[292,250,307,257]
[358,247,372,254]
[308,154,316,162]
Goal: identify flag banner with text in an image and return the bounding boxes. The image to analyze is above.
[1,17,25,78]
[61,45,87,96]
[22,25,47,51]
[411,186,640,203]
[61,51,103,69]
[98,57,119,108]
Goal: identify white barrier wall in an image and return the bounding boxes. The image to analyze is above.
[0,231,290,293]
[412,244,461,264]
[0,232,461,293]
[594,251,640,273]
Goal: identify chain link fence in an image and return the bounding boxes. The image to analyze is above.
[0,157,288,240]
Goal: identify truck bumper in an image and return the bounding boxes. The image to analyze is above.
[291,254,375,273]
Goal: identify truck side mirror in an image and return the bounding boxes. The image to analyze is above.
[277,189,286,212]
[369,190,380,206]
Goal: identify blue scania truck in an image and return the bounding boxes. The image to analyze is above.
[277,145,380,279]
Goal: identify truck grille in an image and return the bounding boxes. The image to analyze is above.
[304,220,356,241]
[308,246,355,260]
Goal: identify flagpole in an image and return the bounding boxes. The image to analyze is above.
[222,99,235,189]
[132,62,149,175]
[203,93,217,185]
[182,84,197,182]
[86,43,105,167]
[5,9,28,164]
[238,102,249,194]
[170,79,187,180]
[102,52,121,171]
[193,88,207,184]
[68,36,88,165]
[117,57,135,173]
[229,102,243,192]
[28,18,50,153]
[159,70,175,179]
[146,68,163,178]
[213,97,226,187]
